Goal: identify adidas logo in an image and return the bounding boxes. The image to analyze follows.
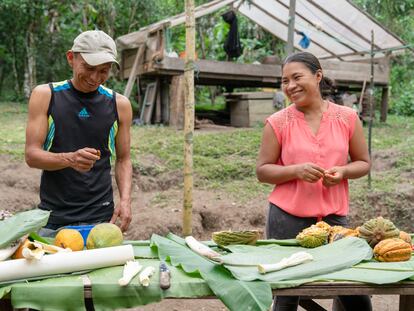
[78,108,90,118]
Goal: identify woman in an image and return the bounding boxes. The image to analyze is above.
[256,52,371,311]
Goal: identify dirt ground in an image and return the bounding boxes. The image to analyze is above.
[0,151,411,310]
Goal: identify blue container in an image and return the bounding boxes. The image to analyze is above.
[64,225,95,246]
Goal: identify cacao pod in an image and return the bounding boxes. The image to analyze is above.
[399,231,412,246]
[373,238,412,262]
[296,227,328,248]
[212,230,262,246]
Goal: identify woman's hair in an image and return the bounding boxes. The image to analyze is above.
[282,51,337,99]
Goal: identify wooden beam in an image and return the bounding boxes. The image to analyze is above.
[123,44,146,98]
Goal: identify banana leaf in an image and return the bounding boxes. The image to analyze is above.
[0,209,50,248]
[8,275,84,311]
[267,258,414,288]
[89,259,214,311]
[124,241,158,258]
[221,237,372,282]
[0,285,11,300]
[151,233,272,311]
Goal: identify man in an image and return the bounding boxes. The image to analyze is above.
[25,30,133,236]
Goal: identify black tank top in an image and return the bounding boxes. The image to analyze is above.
[39,80,118,225]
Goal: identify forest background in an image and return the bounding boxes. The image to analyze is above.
[0,0,413,116]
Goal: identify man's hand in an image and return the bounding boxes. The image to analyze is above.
[295,163,325,183]
[323,166,345,187]
[110,199,132,232]
[70,148,100,172]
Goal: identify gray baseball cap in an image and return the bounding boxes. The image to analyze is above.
[71,30,119,67]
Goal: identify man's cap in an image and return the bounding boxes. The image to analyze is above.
[71,30,119,67]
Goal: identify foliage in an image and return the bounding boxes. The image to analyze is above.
[352,0,414,116]
[0,0,209,102]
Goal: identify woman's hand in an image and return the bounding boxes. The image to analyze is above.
[323,166,345,187]
[295,163,325,183]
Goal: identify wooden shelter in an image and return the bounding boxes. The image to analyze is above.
[116,0,407,125]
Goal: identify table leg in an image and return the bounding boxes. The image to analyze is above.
[0,299,13,311]
[399,295,414,311]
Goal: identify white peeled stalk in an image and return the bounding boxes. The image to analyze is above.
[118,260,143,286]
[22,247,45,260]
[0,235,27,261]
[32,241,70,254]
[185,236,220,260]
[0,244,134,283]
[138,266,155,287]
[258,251,313,274]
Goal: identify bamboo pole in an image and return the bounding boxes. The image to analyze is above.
[182,0,195,236]
[368,30,375,188]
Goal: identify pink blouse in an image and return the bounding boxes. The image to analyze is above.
[266,102,357,218]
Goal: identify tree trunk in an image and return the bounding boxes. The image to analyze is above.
[24,27,37,99]
[182,0,195,237]
[0,60,4,98]
[10,43,21,99]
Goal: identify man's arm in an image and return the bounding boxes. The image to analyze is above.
[110,93,133,232]
[25,84,100,172]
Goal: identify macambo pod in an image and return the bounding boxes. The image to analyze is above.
[358,216,400,247]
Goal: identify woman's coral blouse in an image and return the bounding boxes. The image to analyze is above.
[266,102,357,218]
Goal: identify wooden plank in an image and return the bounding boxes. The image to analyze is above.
[140,81,158,124]
[273,282,414,296]
[399,295,414,311]
[124,57,389,86]
[155,77,162,123]
[299,298,328,311]
[380,86,389,122]
[224,92,274,100]
[161,80,170,124]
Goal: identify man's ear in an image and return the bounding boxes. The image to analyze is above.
[66,50,74,67]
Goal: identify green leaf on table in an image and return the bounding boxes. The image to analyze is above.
[151,233,272,311]
[28,232,51,244]
[0,209,50,248]
[221,237,373,282]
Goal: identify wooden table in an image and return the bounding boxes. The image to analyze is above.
[1,280,414,311]
[273,281,414,311]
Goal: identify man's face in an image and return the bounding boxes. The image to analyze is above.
[67,51,112,93]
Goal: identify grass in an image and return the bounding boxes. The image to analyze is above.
[1,101,413,203]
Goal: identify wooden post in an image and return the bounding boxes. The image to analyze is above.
[182,0,195,237]
[286,0,296,56]
[380,86,389,123]
[169,75,185,128]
